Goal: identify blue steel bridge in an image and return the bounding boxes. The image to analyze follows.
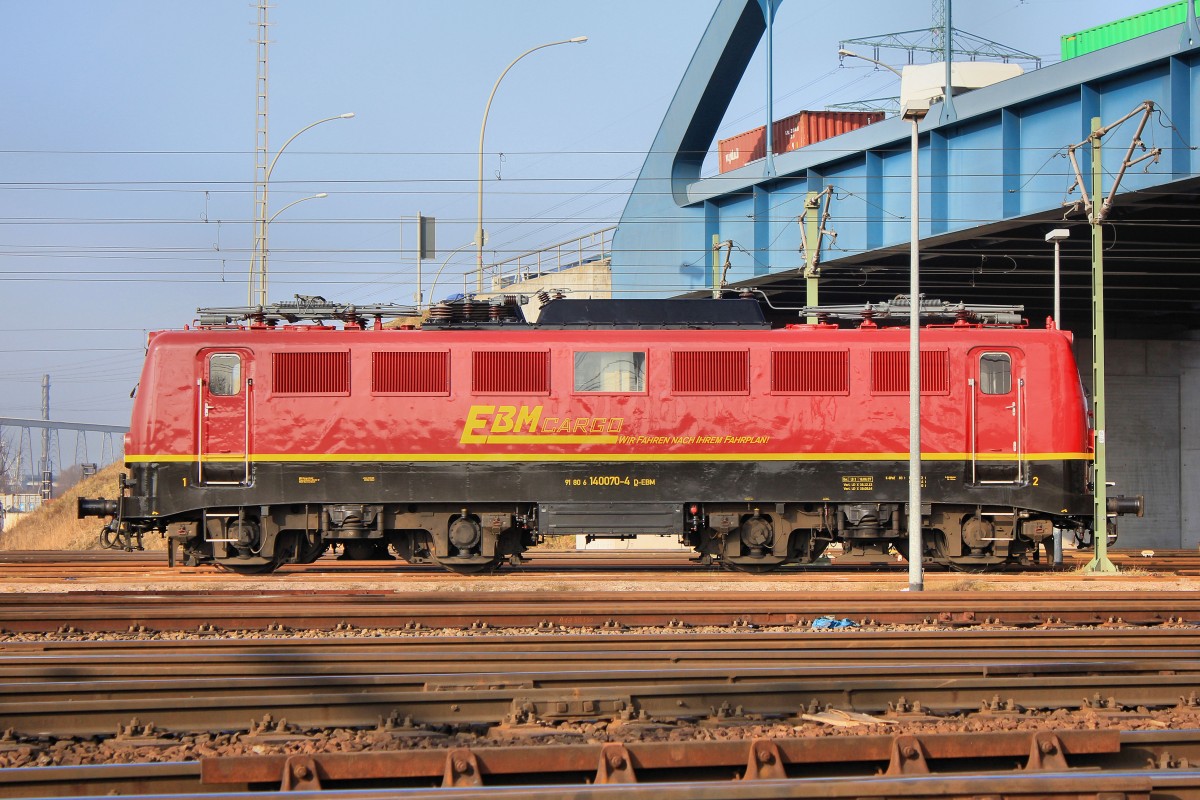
[611,0,1200,338]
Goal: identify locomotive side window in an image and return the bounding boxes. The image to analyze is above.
[208,354,242,396]
[979,352,1012,395]
[573,352,646,393]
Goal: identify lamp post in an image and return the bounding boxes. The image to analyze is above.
[261,191,329,275]
[252,194,328,305]
[269,193,327,223]
[1043,227,1069,567]
[476,37,587,293]
[427,242,475,309]
[900,100,928,592]
[1045,228,1070,327]
[842,48,926,591]
[250,112,355,307]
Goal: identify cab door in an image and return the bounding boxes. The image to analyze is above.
[197,350,252,485]
[968,348,1025,485]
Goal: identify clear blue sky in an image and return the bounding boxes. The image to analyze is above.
[0,0,1163,435]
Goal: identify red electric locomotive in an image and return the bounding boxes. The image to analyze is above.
[80,296,1141,573]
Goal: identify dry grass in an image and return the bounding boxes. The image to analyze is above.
[945,578,990,592]
[535,534,578,551]
[1070,561,1155,577]
[0,463,164,551]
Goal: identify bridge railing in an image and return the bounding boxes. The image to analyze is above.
[468,226,615,294]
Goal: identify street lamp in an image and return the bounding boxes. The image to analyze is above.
[837,48,901,78]
[843,48,926,591]
[251,194,328,302]
[1045,228,1070,326]
[427,242,475,309]
[902,98,928,593]
[258,191,329,270]
[476,37,587,293]
[269,192,327,223]
[250,112,355,307]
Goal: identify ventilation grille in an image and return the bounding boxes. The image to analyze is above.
[871,350,950,394]
[771,350,849,394]
[472,351,550,394]
[272,351,349,394]
[672,350,749,394]
[372,351,449,394]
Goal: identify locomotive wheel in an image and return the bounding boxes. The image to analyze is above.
[216,559,282,575]
[723,558,786,574]
[943,557,994,574]
[435,557,502,575]
[930,532,998,574]
[299,538,327,564]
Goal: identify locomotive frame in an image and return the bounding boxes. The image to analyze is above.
[80,297,1141,574]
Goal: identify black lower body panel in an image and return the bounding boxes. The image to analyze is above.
[123,457,1091,521]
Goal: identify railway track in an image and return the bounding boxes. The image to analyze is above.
[9,627,1200,669]
[4,629,1200,796]
[4,733,1200,798]
[6,739,1200,798]
[2,550,1199,797]
[4,628,1200,736]
[3,547,1200,578]
[1,588,1199,632]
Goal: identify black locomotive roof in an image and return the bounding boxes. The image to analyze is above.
[195,296,769,330]
[533,298,768,329]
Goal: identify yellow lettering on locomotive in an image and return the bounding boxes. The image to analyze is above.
[461,405,496,443]
[513,405,541,433]
[461,403,617,444]
[463,404,545,442]
[492,405,516,433]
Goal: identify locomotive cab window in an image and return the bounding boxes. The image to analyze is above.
[573,352,646,393]
[979,352,1012,395]
[208,354,242,396]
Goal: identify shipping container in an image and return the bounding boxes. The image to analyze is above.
[717,110,884,174]
[717,126,766,173]
[772,110,885,155]
[1061,0,1199,60]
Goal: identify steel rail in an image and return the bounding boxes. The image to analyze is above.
[4,661,1200,738]
[5,626,1200,652]
[5,548,1200,574]
[7,657,1200,703]
[4,630,1200,682]
[5,731,1200,798]
[1,590,1199,632]
[200,730,1200,795]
